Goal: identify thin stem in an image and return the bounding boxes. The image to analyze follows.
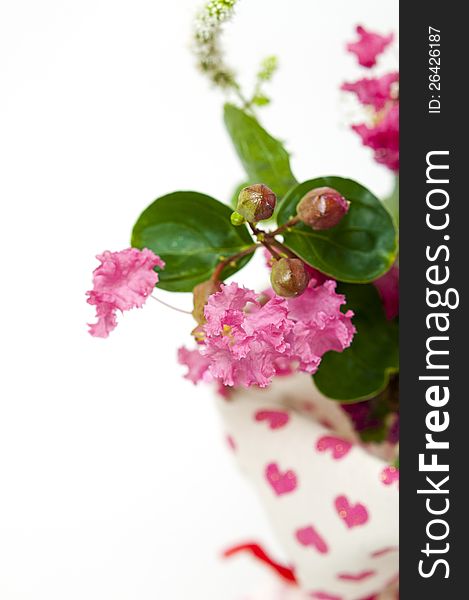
[264,237,297,259]
[233,85,252,111]
[248,222,297,260]
[212,244,258,282]
[260,240,281,260]
[150,295,192,315]
[248,222,262,237]
[270,216,300,236]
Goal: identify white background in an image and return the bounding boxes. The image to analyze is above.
[0,1,397,598]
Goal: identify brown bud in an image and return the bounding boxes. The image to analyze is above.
[236,184,277,222]
[270,258,310,298]
[297,187,350,230]
[191,324,206,343]
[192,279,221,324]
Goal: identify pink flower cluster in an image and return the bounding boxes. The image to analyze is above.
[343,26,399,172]
[342,73,398,111]
[87,248,165,338]
[179,280,355,388]
[346,25,394,68]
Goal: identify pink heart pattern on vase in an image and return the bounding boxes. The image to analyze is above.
[295,525,329,554]
[216,376,399,600]
[226,434,237,452]
[255,409,290,430]
[316,435,352,459]
[380,466,399,487]
[334,495,369,528]
[370,546,398,558]
[309,592,342,600]
[337,570,375,582]
[265,462,298,496]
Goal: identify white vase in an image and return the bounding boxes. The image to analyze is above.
[217,373,399,600]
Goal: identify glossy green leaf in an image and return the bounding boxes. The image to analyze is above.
[223,103,297,198]
[313,283,399,401]
[277,177,397,283]
[131,191,254,292]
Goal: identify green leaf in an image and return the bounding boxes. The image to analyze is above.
[251,94,271,106]
[131,191,254,292]
[223,103,297,199]
[277,177,398,283]
[383,174,399,227]
[314,283,399,401]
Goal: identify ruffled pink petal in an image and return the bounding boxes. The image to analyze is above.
[352,104,399,172]
[202,291,292,388]
[87,300,118,338]
[204,283,258,336]
[203,340,267,388]
[87,247,164,337]
[287,280,346,325]
[177,347,212,384]
[183,279,355,388]
[287,280,355,374]
[342,72,399,110]
[347,25,394,68]
[243,297,291,342]
[289,317,355,374]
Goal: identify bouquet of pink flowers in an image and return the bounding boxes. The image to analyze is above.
[87,3,399,598]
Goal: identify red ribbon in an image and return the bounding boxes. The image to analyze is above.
[223,541,298,585]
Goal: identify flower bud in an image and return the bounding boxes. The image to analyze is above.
[230,211,246,226]
[236,184,277,222]
[270,258,310,298]
[297,187,350,230]
[192,279,221,324]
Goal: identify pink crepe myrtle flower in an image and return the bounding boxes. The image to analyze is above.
[177,347,212,384]
[287,280,355,372]
[352,103,399,172]
[87,248,165,338]
[347,25,394,68]
[341,72,399,111]
[178,280,355,388]
[342,27,399,172]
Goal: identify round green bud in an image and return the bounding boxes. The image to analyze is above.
[236,184,277,222]
[230,211,246,226]
[270,257,310,298]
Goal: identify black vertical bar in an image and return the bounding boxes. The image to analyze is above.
[400,2,466,597]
